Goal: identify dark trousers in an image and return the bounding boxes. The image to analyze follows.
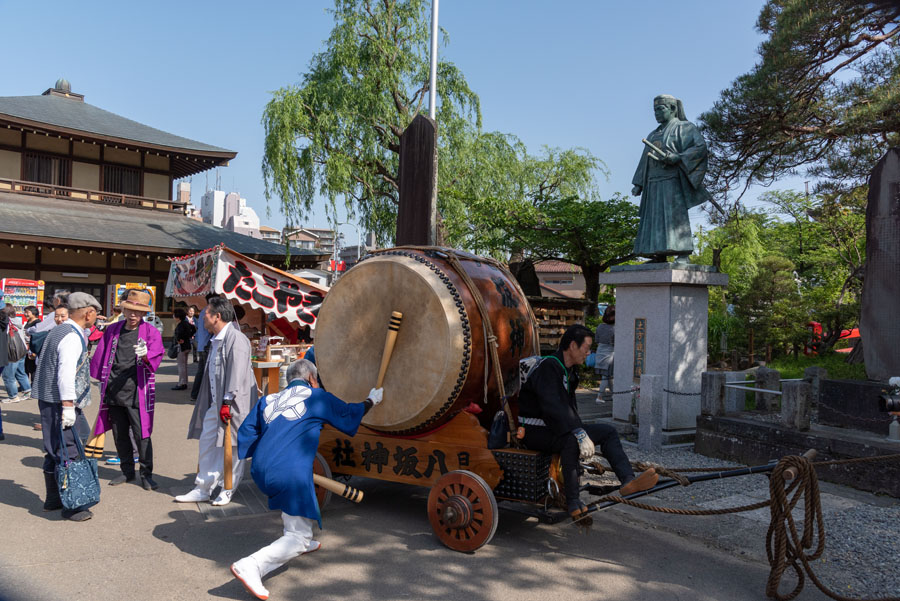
[190,350,208,400]
[108,404,153,479]
[39,401,89,475]
[25,356,37,382]
[522,422,634,510]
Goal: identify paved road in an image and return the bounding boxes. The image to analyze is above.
[0,360,828,601]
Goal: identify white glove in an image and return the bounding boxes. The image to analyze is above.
[367,387,383,406]
[134,340,148,360]
[574,428,595,461]
[61,405,77,429]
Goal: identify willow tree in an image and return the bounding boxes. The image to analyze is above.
[444,140,639,315]
[262,0,481,242]
[700,0,900,212]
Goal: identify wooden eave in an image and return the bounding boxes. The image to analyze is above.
[0,115,236,179]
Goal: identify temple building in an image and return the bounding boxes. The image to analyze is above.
[0,79,326,315]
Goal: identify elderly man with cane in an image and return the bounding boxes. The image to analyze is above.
[230,358,382,600]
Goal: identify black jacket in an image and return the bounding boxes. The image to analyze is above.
[174,319,197,352]
[517,350,583,437]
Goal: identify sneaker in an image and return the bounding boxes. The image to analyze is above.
[107,456,122,465]
[174,488,210,503]
[17,390,31,401]
[231,557,269,600]
[303,541,321,555]
[1,395,21,404]
[211,488,234,506]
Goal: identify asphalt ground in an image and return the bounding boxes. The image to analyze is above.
[0,359,844,601]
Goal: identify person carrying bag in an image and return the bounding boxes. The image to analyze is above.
[56,419,100,510]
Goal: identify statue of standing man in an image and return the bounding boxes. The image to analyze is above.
[631,94,712,263]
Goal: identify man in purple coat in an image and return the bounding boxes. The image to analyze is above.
[90,289,164,490]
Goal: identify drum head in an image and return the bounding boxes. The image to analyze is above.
[315,253,468,433]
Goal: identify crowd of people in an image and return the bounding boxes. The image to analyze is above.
[1,282,648,600]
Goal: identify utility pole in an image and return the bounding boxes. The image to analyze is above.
[429,0,439,120]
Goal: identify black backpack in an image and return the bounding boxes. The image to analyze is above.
[8,324,27,363]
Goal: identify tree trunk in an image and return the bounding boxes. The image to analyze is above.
[581,263,602,317]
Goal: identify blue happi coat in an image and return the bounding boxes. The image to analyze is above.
[237,379,366,526]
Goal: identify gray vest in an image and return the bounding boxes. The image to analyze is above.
[33,324,91,407]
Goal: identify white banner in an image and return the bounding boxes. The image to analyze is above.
[215,249,326,328]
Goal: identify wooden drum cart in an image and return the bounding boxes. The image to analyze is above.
[312,246,603,552]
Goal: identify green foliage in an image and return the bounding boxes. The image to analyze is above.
[699,0,900,211]
[767,352,867,381]
[707,311,745,362]
[737,255,809,352]
[261,0,481,242]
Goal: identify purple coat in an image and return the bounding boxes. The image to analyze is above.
[90,320,164,439]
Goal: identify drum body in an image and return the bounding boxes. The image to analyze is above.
[316,248,536,435]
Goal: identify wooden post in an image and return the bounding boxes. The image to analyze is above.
[396,115,437,246]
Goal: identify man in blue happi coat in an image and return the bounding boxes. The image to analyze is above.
[231,358,382,600]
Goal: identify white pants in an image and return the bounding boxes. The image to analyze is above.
[195,401,245,493]
[249,512,317,577]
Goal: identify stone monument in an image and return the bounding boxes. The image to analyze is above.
[860,147,900,381]
[599,94,728,445]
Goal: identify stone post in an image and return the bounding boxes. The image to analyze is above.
[781,381,812,431]
[700,372,727,416]
[804,366,827,405]
[638,374,663,451]
[724,371,745,413]
[755,367,781,411]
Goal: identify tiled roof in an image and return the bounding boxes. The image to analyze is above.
[534,260,582,274]
[0,94,234,155]
[0,191,326,260]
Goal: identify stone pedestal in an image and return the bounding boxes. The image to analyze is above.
[599,264,728,435]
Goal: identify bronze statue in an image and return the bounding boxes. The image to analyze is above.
[631,94,713,263]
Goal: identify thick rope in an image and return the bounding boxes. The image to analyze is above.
[577,453,900,601]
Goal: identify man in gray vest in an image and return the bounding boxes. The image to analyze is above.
[33,292,101,522]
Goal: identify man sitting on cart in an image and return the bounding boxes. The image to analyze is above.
[518,324,658,521]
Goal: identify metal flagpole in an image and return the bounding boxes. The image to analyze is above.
[429,0,439,120]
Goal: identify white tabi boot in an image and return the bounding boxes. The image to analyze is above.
[231,556,269,600]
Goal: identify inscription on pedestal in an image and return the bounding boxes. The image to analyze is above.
[633,318,646,378]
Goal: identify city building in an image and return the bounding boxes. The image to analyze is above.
[201,189,226,227]
[337,231,376,269]
[258,225,281,243]
[534,260,586,299]
[0,79,327,319]
[284,227,336,257]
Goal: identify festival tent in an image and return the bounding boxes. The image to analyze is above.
[165,244,329,343]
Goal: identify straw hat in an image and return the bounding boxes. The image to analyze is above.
[121,289,152,313]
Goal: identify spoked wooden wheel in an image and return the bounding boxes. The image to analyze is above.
[313,452,332,509]
[427,470,499,552]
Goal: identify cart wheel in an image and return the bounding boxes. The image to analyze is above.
[313,452,332,509]
[427,470,499,552]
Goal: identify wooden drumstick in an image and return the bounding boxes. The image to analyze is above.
[224,420,233,490]
[313,473,364,503]
[375,311,403,388]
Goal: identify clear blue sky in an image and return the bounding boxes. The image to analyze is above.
[1,1,786,244]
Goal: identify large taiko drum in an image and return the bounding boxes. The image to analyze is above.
[316,247,537,435]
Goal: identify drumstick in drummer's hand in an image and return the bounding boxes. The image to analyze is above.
[375,311,403,388]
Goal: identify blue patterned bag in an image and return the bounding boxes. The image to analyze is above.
[57,420,100,510]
